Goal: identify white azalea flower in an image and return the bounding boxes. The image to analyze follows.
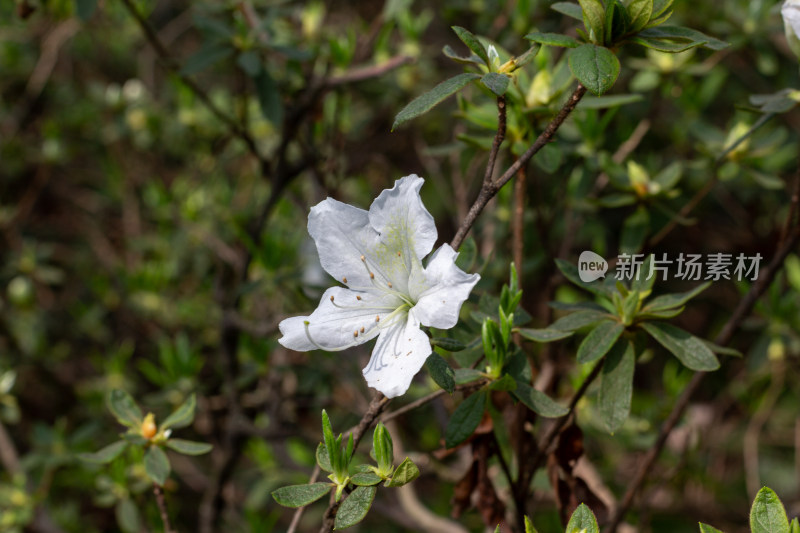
[784,0,800,59]
[278,175,480,398]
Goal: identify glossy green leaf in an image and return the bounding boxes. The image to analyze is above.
[431,337,467,352]
[524,32,580,48]
[517,327,574,343]
[750,487,790,533]
[451,26,490,66]
[351,472,382,486]
[698,524,725,533]
[551,310,612,331]
[598,340,635,432]
[627,0,654,32]
[78,440,128,464]
[631,36,706,52]
[566,503,600,533]
[271,482,332,508]
[577,320,624,364]
[393,73,481,130]
[425,353,456,394]
[651,0,673,19]
[512,381,569,417]
[525,515,540,533]
[334,485,377,529]
[165,439,212,455]
[160,393,196,431]
[644,282,711,312]
[442,44,483,65]
[144,445,170,486]
[551,2,584,21]
[569,44,620,95]
[638,25,728,50]
[316,442,332,472]
[641,322,720,371]
[385,457,420,487]
[482,73,510,96]
[445,390,487,448]
[578,0,606,43]
[790,517,799,533]
[107,390,142,429]
[454,368,485,384]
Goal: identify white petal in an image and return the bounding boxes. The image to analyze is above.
[308,198,381,287]
[278,287,401,352]
[368,174,437,270]
[362,310,431,398]
[784,1,800,37]
[411,244,480,330]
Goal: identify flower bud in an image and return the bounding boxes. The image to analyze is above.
[141,413,157,440]
[783,0,800,60]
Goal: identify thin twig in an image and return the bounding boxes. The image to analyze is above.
[326,55,414,87]
[153,483,176,533]
[605,170,800,531]
[451,84,587,251]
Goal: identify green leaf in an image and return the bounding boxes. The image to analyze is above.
[271,483,332,508]
[144,446,170,486]
[236,51,262,77]
[165,439,212,456]
[566,503,600,533]
[620,205,650,254]
[455,236,478,271]
[335,486,377,529]
[107,390,143,429]
[637,26,728,50]
[750,487,790,533]
[551,2,584,21]
[512,381,569,418]
[115,499,141,533]
[385,457,421,487]
[431,337,467,352]
[445,391,487,448]
[577,321,624,364]
[524,32,580,48]
[451,26,490,66]
[517,327,574,343]
[631,35,705,52]
[482,73,510,96]
[489,374,517,391]
[569,44,620,96]
[790,517,799,533]
[254,70,283,126]
[631,255,655,294]
[626,0,653,32]
[351,472,382,486]
[160,393,196,431]
[636,307,685,321]
[598,340,635,433]
[316,442,333,472]
[698,524,725,533]
[454,368,485,384]
[555,258,615,298]
[644,282,711,312]
[702,340,742,358]
[392,73,481,130]
[578,95,643,109]
[442,44,484,65]
[578,0,606,43]
[78,440,128,464]
[76,0,98,20]
[641,322,720,371]
[425,353,456,394]
[181,43,235,76]
[525,515,540,533]
[651,0,673,19]
[551,310,612,332]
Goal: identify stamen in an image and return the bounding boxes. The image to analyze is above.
[356,295,362,301]
[330,295,334,302]
[387,282,393,288]
[370,272,375,279]
[360,327,365,333]
[342,277,347,284]
[397,252,401,257]
[376,316,380,322]
[354,331,358,338]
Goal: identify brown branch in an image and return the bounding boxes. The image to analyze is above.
[153,483,176,533]
[326,55,414,87]
[451,84,587,251]
[605,173,800,531]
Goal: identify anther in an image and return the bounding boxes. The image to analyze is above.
[387,282,393,288]
[330,295,335,302]
[354,330,359,338]
[360,255,365,262]
[360,327,365,333]
[356,295,362,300]
[397,252,401,257]
[370,272,375,279]
[375,316,380,322]
[342,277,347,284]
